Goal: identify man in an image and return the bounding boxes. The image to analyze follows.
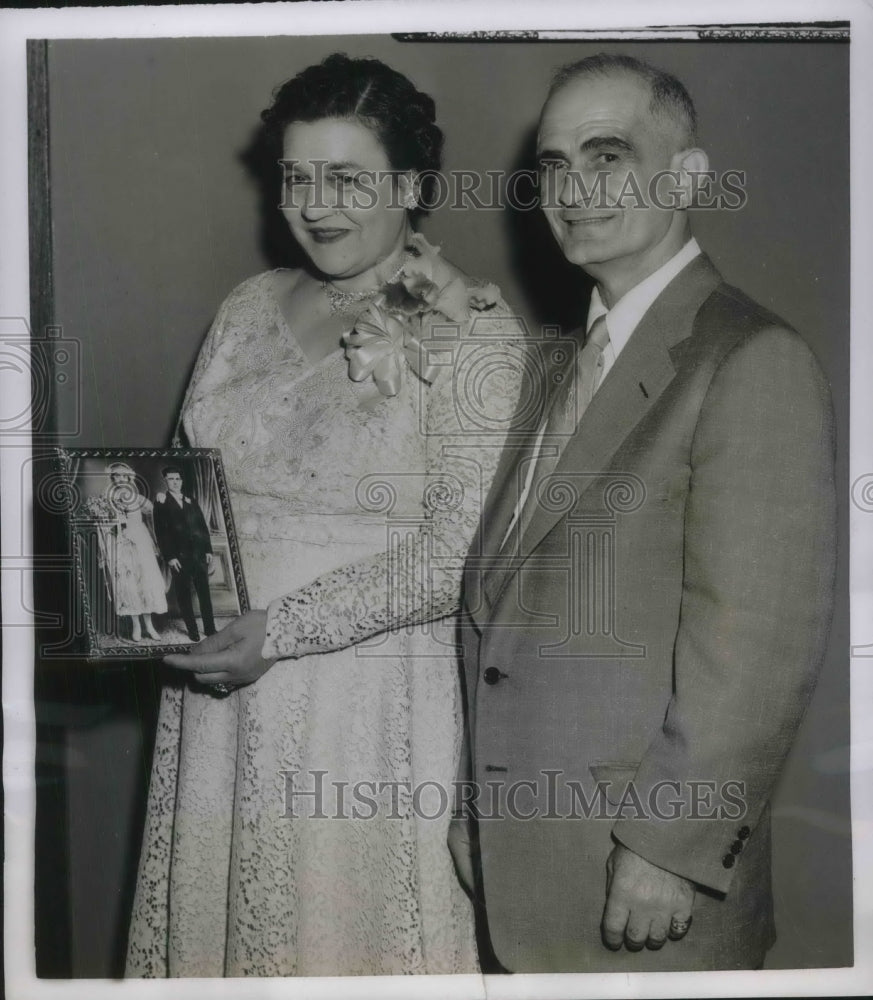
[153,465,216,642]
[453,54,836,972]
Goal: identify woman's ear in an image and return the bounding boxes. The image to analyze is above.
[668,147,710,209]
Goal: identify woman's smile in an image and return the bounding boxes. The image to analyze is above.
[308,226,354,244]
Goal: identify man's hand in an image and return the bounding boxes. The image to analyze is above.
[205,553,213,569]
[164,609,277,688]
[168,558,182,573]
[601,843,695,951]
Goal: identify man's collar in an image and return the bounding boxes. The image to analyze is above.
[587,238,702,349]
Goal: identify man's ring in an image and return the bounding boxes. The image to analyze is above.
[668,916,692,938]
[211,682,236,696]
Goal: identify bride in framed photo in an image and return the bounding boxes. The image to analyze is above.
[97,462,166,643]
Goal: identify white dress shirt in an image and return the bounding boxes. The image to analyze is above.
[501,238,702,549]
[592,236,701,383]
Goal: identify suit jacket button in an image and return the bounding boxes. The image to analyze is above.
[738,825,751,839]
[730,840,743,855]
[483,667,503,685]
[722,853,735,869]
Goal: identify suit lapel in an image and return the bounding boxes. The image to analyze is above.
[519,322,676,555]
[467,329,590,625]
[483,253,722,612]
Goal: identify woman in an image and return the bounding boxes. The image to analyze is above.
[103,462,166,642]
[126,54,527,977]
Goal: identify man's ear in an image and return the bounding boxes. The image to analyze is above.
[669,147,710,210]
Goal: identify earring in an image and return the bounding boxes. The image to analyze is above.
[402,191,418,210]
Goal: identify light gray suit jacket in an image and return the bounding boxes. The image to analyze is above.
[460,253,836,971]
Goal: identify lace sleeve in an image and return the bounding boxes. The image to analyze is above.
[263,303,530,659]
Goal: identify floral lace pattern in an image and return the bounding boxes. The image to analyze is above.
[126,269,527,977]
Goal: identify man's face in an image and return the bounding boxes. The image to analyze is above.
[165,473,182,493]
[537,73,683,276]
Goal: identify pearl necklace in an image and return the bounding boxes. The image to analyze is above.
[321,256,409,316]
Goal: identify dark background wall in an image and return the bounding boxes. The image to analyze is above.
[40,34,850,975]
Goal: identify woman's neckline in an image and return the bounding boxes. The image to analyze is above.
[269,268,346,370]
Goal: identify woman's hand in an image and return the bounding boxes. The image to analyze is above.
[164,610,278,689]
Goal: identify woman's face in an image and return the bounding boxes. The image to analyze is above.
[281,118,412,284]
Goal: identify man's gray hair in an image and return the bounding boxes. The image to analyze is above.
[548,53,698,148]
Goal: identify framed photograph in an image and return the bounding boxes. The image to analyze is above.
[56,448,248,657]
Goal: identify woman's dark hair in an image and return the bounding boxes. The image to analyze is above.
[261,53,444,213]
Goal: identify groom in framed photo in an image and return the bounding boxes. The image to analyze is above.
[453,54,836,972]
[154,465,216,643]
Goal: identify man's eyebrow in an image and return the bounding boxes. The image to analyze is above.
[536,147,568,162]
[579,135,636,155]
[536,136,637,161]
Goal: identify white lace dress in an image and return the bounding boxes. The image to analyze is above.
[104,495,167,617]
[125,270,526,977]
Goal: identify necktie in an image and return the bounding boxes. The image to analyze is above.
[550,314,611,440]
[511,315,611,546]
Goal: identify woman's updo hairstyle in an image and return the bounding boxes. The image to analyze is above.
[262,53,444,215]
